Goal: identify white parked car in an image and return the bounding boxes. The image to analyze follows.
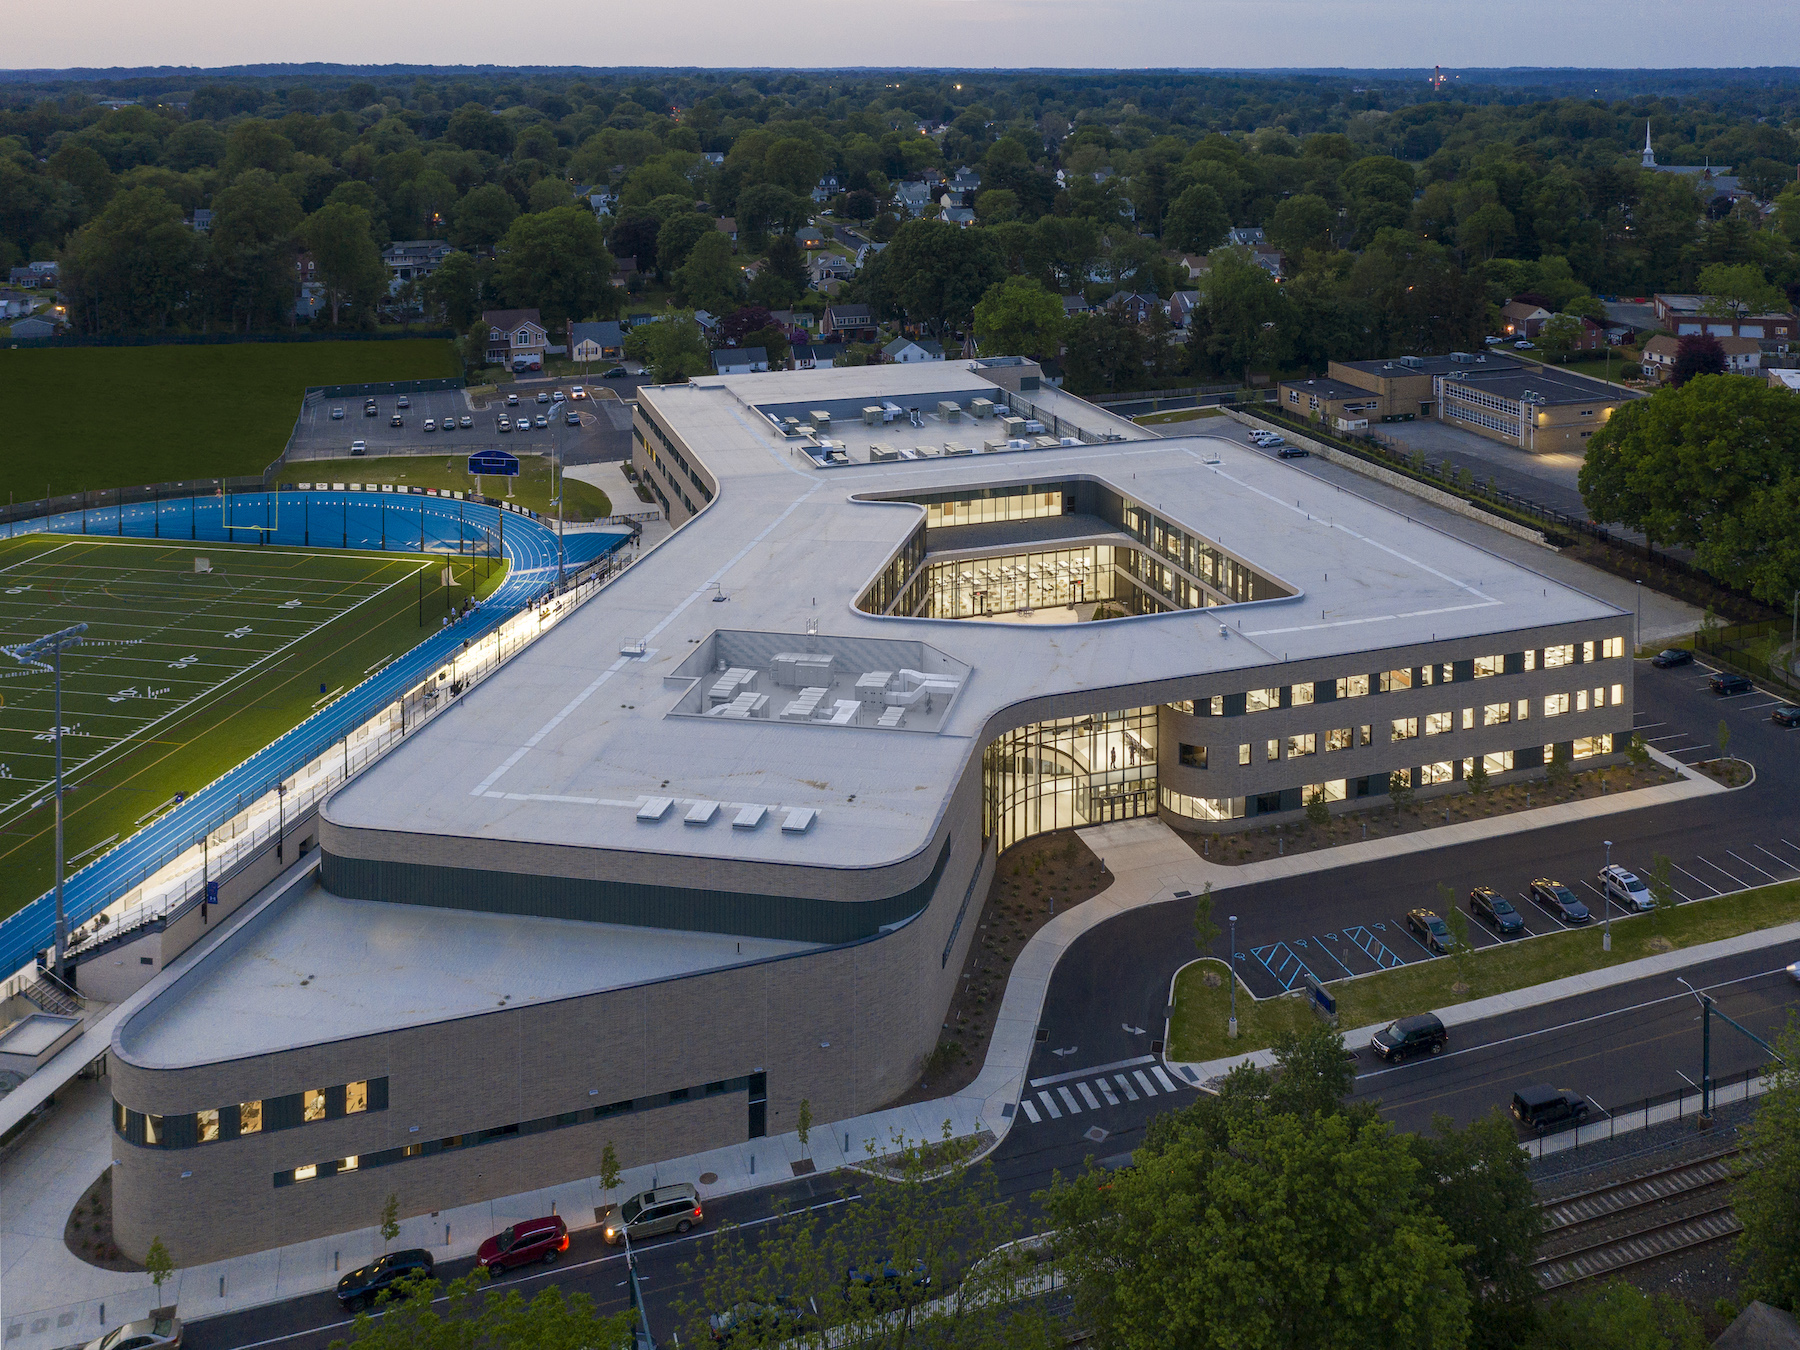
[58,1312,184,1350]
[330,406,345,419]
[1599,864,1654,911]
[423,418,436,432]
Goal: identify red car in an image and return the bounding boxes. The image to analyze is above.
[477,1215,568,1277]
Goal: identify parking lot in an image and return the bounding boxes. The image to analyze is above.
[287,388,616,465]
[1229,650,1800,1000]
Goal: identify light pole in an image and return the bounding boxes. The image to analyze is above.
[276,780,288,863]
[4,623,88,982]
[1675,976,1713,1122]
[1227,914,1238,1040]
[1602,840,1613,952]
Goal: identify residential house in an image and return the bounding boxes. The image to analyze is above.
[820,302,876,343]
[950,165,982,193]
[1175,253,1211,282]
[1641,334,1763,382]
[189,209,214,232]
[0,291,36,319]
[9,315,57,338]
[895,182,937,217]
[794,225,826,251]
[9,262,56,288]
[883,337,944,364]
[1652,293,1796,344]
[703,152,725,167]
[611,256,638,288]
[716,217,737,243]
[382,240,455,293]
[569,320,627,363]
[1226,227,1266,249]
[586,187,618,218]
[791,342,847,370]
[1168,291,1201,329]
[811,175,841,204]
[692,310,721,340]
[809,253,856,287]
[1500,300,1552,340]
[940,206,976,228]
[1768,368,1800,392]
[1061,294,1095,320]
[711,346,768,375]
[1250,248,1285,280]
[482,308,549,370]
[1107,291,1162,325]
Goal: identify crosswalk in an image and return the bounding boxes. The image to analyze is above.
[1017,1056,1186,1125]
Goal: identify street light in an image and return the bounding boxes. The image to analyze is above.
[1603,839,1612,952]
[3,623,88,981]
[1228,915,1238,1040]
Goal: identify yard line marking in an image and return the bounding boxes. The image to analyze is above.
[1019,1098,1041,1124]
[1076,1082,1101,1110]
[1056,1086,1082,1115]
[1670,862,1722,896]
[1727,850,1780,882]
[1695,856,1750,889]
[1132,1069,1159,1098]
[1753,845,1797,874]
[1036,1091,1061,1120]
[1114,1074,1139,1102]
[1095,1079,1120,1107]
[1151,1066,1179,1093]
[1029,1054,1156,1089]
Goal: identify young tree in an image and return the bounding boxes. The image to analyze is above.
[1192,880,1219,957]
[599,1140,621,1195]
[1645,853,1676,937]
[795,1098,812,1160]
[971,275,1064,358]
[1304,787,1330,828]
[1442,884,1475,990]
[1734,1018,1800,1311]
[379,1193,400,1249]
[1625,732,1651,768]
[144,1235,174,1303]
[1717,716,1732,760]
[1544,743,1571,792]
[1388,769,1415,812]
[1466,756,1490,797]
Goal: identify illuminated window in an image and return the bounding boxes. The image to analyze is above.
[145,1114,163,1146]
[1381,669,1412,692]
[346,1081,368,1114]
[1290,683,1315,706]
[1424,711,1452,736]
[1461,708,1474,730]
[340,1155,359,1173]
[1324,727,1353,752]
[1421,762,1454,785]
[1544,644,1574,669]
[240,1101,262,1135]
[1306,780,1348,803]
[1266,739,1279,762]
[1611,683,1624,706]
[197,1109,220,1144]
[1594,686,1606,708]
[1391,718,1418,742]
[1483,750,1515,773]
[1287,733,1316,758]
[1390,767,1412,788]
[1439,663,1454,684]
[1359,724,1372,746]
[1246,687,1281,713]
[1575,690,1589,712]
[1483,702,1509,725]
[1238,743,1251,766]
[1418,665,1435,686]
[1544,693,1570,717]
[1582,641,1595,663]
[293,1163,318,1182]
[1517,699,1530,721]
[1336,674,1369,698]
[1473,655,1504,678]
[304,1089,326,1123]
[1573,734,1614,759]
[1602,637,1624,659]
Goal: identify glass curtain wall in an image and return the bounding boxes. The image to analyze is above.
[983,707,1159,850]
[924,489,1063,529]
[925,545,1119,619]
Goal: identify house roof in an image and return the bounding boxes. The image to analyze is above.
[1502,300,1551,319]
[1713,1301,1800,1350]
[483,308,544,332]
[1062,295,1093,314]
[883,337,944,358]
[1280,376,1380,403]
[1642,333,1762,359]
[711,346,768,371]
[826,303,873,324]
[570,320,626,348]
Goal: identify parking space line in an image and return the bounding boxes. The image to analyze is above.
[1670,862,1722,897]
[1696,856,1750,889]
[1578,877,1631,920]
[1631,720,1666,730]
[1308,937,1358,978]
[1342,924,1407,970]
[1741,699,1784,711]
[1114,1074,1139,1102]
[1392,921,1440,958]
[1727,850,1780,882]
[1778,839,1800,859]
[1521,891,1569,930]
[1753,845,1797,874]
[1643,733,1690,742]
[1669,745,1712,757]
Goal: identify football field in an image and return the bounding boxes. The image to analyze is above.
[0,534,488,918]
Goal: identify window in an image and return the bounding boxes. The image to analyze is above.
[1238,743,1251,766]
[1336,674,1369,699]
[1172,695,1223,717]
[1381,669,1412,692]
[1359,724,1372,746]
[1418,664,1435,686]
[1245,687,1281,713]
[1524,649,1538,672]
[1461,708,1474,730]
[1482,750,1515,773]
[1545,693,1570,717]
[1324,727,1353,752]
[1611,683,1624,706]
[304,1089,326,1123]
[1288,733,1316,758]
[1473,655,1504,678]
[1422,761,1454,785]
[1483,702,1511,726]
[1424,711,1452,736]
[145,1114,163,1146]
[1573,734,1614,759]
[240,1101,262,1135]
[293,1163,318,1182]
[340,1155,359,1173]
[1575,690,1589,712]
[1391,718,1418,742]
[1290,683,1315,706]
[1439,663,1454,684]
[1602,637,1624,659]
[1517,699,1530,721]
[1306,779,1348,803]
[1266,739,1279,762]
[1544,644,1574,669]
[1593,686,1606,709]
[197,1109,219,1144]
[1390,767,1412,788]
[1179,743,1207,768]
[346,1081,368,1114]
[1582,641,1595,663]
[1161,787,1246,821]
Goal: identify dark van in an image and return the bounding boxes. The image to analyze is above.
[1511,1083,1589,1134]
[1369,1012,1448,1062]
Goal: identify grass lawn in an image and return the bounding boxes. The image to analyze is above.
[0,340,460,500]
[1135,407,1224,426]
[289,454,612,522]
[1169,959,1317,1063]
[1512,351,1638,385]
[1170,880,1800,1063]
[0,533,501,920]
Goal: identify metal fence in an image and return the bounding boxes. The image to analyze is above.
[1696,620,1800,697]
[1522,1062,1768,1160]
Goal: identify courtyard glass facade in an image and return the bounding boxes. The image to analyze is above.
[982,707,1158,850]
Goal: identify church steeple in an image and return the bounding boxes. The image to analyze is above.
[1642,121,1656,169]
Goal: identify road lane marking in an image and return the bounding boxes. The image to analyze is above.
[1114,1074,1139,1102]
[1019,1098,1041,1123]
[1057,1086,1082,1114]
[1028,1054,1156,1089]
[1132,1069,1159,1097]
[1037,1090,1061,1119]
[1077,1082,1101,1110]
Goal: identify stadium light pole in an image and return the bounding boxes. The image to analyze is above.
[4,623,88,982]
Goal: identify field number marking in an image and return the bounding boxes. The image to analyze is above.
[224,626,254,640]
[168,655,198,669]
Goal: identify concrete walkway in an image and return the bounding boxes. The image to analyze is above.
[0,751,1733,1337]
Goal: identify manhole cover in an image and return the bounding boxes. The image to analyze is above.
[698,1171,718,1185]
[1084,1126,1108,1144]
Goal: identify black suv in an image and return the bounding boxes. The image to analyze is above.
[1709,671,1753,695]
[1511,1083,1589,1134]
[1370,1012,1448,1062]
[1650,648,1692,668]
[1469,886,1525,935]
[1529,878,1591,925]
[335,1248,435,1311]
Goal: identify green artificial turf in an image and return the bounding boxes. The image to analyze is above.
[290,453,612,522]
[0,341,460,500]
[0,533,502,920]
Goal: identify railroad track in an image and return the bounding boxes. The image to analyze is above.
[1533,1149,1743,1290]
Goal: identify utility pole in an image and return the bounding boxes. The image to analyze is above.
[4,624,89,981]
[1603,840,1612,952]
[1227,914,1238,1039]
[1676,976,1786,1125]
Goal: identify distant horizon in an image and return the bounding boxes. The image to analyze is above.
[7,63,1800,78]
[6,0,1798,77]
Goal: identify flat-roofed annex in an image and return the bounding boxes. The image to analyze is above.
[324,367,1625,875]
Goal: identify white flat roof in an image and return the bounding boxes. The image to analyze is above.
[326,365,1622,872]
[117,883,820,1067]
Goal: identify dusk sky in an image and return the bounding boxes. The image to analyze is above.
[10,0,1800,73]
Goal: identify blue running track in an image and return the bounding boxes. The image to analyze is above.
[0,490,630,980]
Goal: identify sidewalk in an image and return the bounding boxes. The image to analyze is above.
[0,748,1730,1338]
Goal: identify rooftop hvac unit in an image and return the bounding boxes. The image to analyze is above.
[810,409,831,428]
[863,405,883,426]
[970,398,995,418]
[1399,355,1425,369]
[937,401,962,422]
